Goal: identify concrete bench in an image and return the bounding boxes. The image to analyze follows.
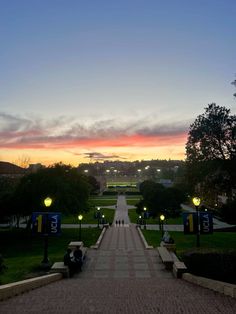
[160,241,176,253]
[68,241,84,250]
[173,261,187,278]
[50,262,70,278]
[50,243,87,278]
[157,247,174,270]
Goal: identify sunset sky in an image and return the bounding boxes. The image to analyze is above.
[0,0,236,166]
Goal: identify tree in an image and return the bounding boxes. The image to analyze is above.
[186,104,236,162]
[12,163,91,220]
[138,180,186,218]
[86,176,100,194]
[185,104,236,207]
[232,78,236,98]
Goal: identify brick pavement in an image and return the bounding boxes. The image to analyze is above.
[0,195,235,313]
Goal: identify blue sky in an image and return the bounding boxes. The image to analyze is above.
[0,0,235,165]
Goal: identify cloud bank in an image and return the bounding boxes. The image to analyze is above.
[0,112,189,152]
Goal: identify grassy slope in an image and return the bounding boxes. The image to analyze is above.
[0,228,101,285]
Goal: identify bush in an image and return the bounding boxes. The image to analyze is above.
[182,249,236,284]
[0,254,7,280]
[218,198,236,224]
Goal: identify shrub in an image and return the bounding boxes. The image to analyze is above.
[182,249,236,284]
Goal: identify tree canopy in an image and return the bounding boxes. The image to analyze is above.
[185,104,236,208]
[137,180,186,218]
[10,163,91,218]
[186,103,236,163]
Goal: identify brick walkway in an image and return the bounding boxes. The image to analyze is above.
[0,196,235,313]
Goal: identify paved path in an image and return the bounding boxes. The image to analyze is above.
[0,195,236,313]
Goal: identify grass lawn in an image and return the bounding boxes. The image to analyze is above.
[142,230,236,255]
[62,207,115,224]
[128,208,183,225]
[89,198,117,207]
[126,199,141,206]
[0,227,101,285]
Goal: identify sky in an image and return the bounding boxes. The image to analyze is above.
[0,0,235,166]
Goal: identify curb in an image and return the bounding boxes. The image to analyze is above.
[90,227,107,249]
[0,273,63,301]
[136,226,153,249]
[182,273,236,298]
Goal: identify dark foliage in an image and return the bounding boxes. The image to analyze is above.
[182,250,236,284]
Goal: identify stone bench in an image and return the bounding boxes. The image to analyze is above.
[50,242,87,278]
[50,262,70,278]
[173,261,187,278]
[68,241,84,250]
[157,247,174,270]
[160,241,176,253]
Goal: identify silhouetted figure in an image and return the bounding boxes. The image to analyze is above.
[64,248,76,277]
[118,220,121,226]
[73,245,83,272]
[122,219,124,226]
[115,220,118,226]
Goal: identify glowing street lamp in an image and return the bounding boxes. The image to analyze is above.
[192,197,201,247]
[44,197,52,208]
[143,207,147,229]
[97,207,101,228]
[102,214,105,227]
[78,214,83,241]
[160,214,165,238]
[42,197,52,266]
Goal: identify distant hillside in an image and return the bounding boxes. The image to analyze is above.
[0,161,25,175]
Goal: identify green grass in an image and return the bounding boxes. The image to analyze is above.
[89,198,117,206]
[142,230,236,255]
[62,207,115,224]
[0,227,101,285]
[128,208,183,224]
[126,199,141,206]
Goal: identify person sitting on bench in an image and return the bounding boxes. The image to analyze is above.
[73,245,83,272]
[63,248,76,277]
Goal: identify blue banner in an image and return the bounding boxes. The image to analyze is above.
[183,212,197,234]
[32,212,61,236]
[183,212,213,234]
[200,212,213,234]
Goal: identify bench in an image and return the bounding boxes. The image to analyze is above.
[50,242,87,278]
[68,241,84,250]
[160,241,176,253]
[50,262,70,278]
[157,247,174,270]
[172,261,187,278]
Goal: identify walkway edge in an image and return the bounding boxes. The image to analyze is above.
[0,273,63,302]
[90,227,107,249]
[182,273,236,298]
[136,226,153,249]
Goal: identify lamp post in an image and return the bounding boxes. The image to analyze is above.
[102,214,105,228]
[160,214,165,238]
[78,214,83,241]
[143,207,147,229]
[139,215,142,227]
[97,207,101,228]
[192,197,201,247]
[42,197,52,266]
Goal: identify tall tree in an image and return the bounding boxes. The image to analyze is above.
[186,104,236,162]
[12,163,91,219]
[232,78,236,98]
[185,104,236,205]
